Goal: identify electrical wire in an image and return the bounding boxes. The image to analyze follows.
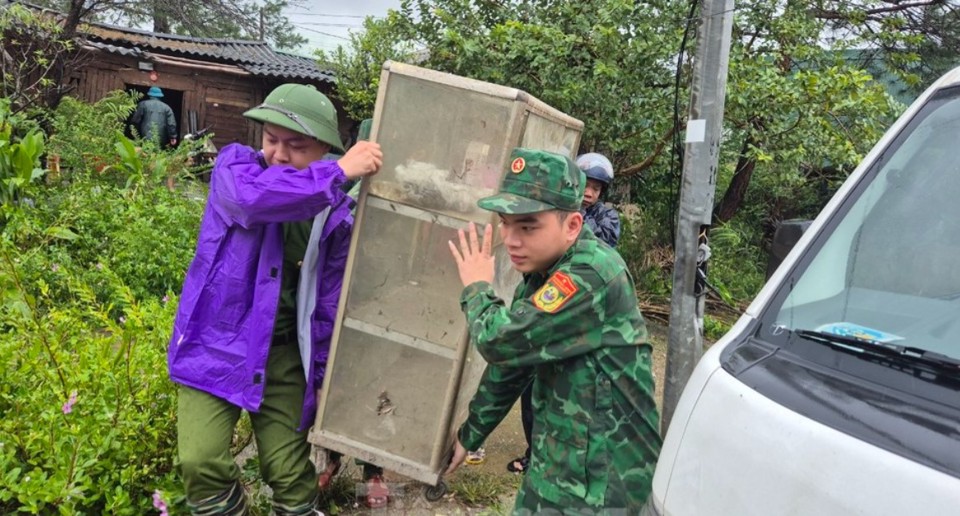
[294,25,351,41]
[294,22,364,28]
[285,13,369,18]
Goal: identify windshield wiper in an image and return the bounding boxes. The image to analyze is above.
[794,329,960,374]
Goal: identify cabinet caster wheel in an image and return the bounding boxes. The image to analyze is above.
[423,480,447,501]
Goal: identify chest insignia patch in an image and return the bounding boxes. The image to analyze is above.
[532,271,578,313]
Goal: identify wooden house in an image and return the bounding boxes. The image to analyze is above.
[67,21,346,150]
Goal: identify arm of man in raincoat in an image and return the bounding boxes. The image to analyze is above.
[209,141,381,228]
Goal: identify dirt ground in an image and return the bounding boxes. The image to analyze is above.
[322,321,671,515]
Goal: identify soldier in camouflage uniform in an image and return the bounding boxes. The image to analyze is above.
[446,148,662,514]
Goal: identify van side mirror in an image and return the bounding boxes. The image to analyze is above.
[766,219,813,280]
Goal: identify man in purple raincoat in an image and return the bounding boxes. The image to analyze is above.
[168,83,382,516]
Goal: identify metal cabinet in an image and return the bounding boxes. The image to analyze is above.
[309,61,583,486]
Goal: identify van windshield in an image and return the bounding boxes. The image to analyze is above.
[770,86,960,362]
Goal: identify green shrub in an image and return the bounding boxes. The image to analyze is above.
[706,221,766,303]
[617,204,673,303]
[0,98,46,208]
[0,198,195,514]
[48,90,211,193]
[47,91,139,174]
[703,314,733,342]
[0,242,184,514]
[0,94,207,512]
[12,173,203,305]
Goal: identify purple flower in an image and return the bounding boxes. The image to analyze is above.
[161,295,169,304]
[152,490,169,516]
[62,390,77,414]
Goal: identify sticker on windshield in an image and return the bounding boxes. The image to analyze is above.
[815,322,903,343]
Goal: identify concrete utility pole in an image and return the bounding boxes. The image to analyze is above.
[662,0,736,434]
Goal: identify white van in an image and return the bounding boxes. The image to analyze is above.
[645,66,960,515]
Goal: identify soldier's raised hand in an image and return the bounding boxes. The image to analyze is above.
[448,223,495,287]
[337,141,383,179]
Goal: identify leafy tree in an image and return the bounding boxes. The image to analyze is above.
[0,3,83,114]
[321,0,960,303]
[904,3,960,92]
[329,0,686,186]
[810,0,960,89]
[317,14,419,123]
[714,0,906,224]
[710,1,960,223]
[26,0,307,49]
[327,0,911,221]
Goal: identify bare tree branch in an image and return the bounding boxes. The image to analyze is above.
[620,124,678,177]
[812,0,946,20]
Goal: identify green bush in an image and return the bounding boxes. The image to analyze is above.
[12,170,204,306]
[48,90,211,193]
[618,203,765,328]
[706,221,766,303]
[617,204,673,303]
[0,96,205,513]
[33,94,206,302]
[0,98,46,208]
[703,314,733,342]
[47,91,140,174]
[0,243,185,514]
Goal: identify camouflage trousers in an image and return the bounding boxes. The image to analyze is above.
[513,482,640,516]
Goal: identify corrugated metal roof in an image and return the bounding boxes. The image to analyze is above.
[84,40,146,58]
[82,22,334,83]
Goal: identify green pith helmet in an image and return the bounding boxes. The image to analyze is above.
[477,148,585,214]
[357,118,373,142]
[243,83,344,152]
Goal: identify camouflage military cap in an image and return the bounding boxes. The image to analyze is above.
[478,148,585,214]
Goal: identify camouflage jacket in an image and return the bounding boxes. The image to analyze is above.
[457,229,661,511]
[583,202,621,248]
